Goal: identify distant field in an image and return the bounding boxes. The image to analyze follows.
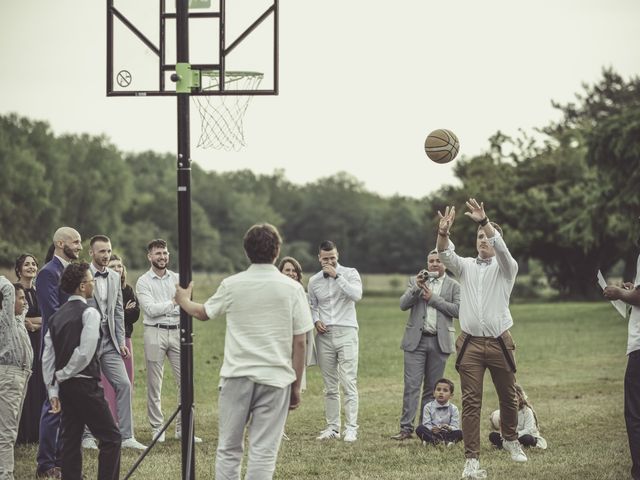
[13,282,631,479]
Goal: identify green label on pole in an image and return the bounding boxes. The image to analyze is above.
[175,63,201,93]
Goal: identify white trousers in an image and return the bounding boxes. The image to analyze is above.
[216,377,290,480]
[0,365,30,480]
[315,326,359,432]
[143,325,182,432]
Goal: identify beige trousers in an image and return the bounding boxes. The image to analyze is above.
[0,365,30,480]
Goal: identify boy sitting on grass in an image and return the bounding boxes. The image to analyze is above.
[416,378,463,446]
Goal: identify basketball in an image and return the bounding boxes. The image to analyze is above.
[424,129,460,164]
[490,409,501,430]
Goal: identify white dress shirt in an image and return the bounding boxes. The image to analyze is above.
[42,296,101,399]
[424,274,446,334]
[439,231,518,337]
[308,263,362,328]
[136,268,181,326]
[627,253,640,355]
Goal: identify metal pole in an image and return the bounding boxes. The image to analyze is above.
[175,1,195,479]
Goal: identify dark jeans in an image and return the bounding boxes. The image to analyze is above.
[37,399,62,472]
[59,378,121,480]
[416,424,463,444]
[625,350,640,480]
[488,431,537,448]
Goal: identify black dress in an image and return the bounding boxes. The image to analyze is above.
[16,287,47,444]
[122,284,140,338]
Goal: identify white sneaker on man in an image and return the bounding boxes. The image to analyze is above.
[503,439,528,462]
[121,437,147,450]
[461,458,487,479]
[81,437,98,450]
[343,428,357,443]
[175,432,203,443]
[151,429,166,443]
[535,436,548,449]
[316,428,340,440]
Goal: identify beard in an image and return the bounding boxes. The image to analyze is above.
[63,244,79,260]
[152,259,167,271]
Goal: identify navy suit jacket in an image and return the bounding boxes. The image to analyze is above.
[35,256,69,351]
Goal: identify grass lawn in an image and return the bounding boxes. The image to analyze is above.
[14,286,631,479]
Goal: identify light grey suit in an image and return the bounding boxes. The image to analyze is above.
[88,266,134,440]
[398,274,460,433]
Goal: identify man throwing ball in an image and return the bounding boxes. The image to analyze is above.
[437,198,526,479]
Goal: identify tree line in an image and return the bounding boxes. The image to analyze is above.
[0,69,638,298]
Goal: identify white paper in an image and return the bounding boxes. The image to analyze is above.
[597,270,628,318]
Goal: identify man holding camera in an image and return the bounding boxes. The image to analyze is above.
[391,250,460,441]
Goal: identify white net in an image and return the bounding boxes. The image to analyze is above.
[193,71,263,150]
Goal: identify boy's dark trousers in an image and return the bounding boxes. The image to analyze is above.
[416,424,463,444]
[59,377,121,480]
[625,350,640,480]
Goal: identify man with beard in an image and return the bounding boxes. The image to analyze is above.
[135,239,201,443]
[81,236,146,450]
[35,227,82,479]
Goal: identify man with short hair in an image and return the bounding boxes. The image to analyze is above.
[42,262,121,480]
[136,239,201,443]
[391,250,460,441]
[0,278,32,480]
[437,198,526,479]
[83,235,145,450]
[308,240,363,442]
[603,222,640,480]
[36,227,82,479]
[175,223,313,479]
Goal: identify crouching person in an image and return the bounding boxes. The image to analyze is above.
[42,262,121,480]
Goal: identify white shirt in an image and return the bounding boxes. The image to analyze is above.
[307,263,362,328]
[627,253,640,355]
[439,232,518,337]
[41,296,101,399]
[136,268,181,326]
[203,264,314,389]
[424,274,446,334]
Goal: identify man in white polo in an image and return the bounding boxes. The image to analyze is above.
[308,240,363,443]
[175,223,312,479]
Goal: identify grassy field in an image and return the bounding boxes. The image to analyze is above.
[14,283,631,479]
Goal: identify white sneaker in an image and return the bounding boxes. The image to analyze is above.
[151,429,165,443]
[82,437,98,450]
[536,436,547,449]
[175,432,203,443]
[121,437,147,450]
[316,428,340,440]
[461,458,487,479]
[503,439,528,462]
[343,428,357,443]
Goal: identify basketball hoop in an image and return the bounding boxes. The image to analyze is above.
[193,71,263,151]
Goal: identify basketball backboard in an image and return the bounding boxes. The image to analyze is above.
[107,0,278,96]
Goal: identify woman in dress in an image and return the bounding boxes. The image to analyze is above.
[100,254,140,422]
[14,253,45,444]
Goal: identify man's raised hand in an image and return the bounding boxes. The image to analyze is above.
[464,198,486,223]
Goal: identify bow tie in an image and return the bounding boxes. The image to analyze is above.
[476,257,492,266]
[94,270,109,278]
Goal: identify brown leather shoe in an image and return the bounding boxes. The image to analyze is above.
[390,431,413,441]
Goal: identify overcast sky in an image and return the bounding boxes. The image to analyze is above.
[1,0,639,198]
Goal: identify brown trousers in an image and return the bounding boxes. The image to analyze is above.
[455,331,518,459]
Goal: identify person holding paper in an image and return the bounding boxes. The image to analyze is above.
[603,250,640,480]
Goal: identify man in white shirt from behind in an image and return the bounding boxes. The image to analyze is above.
[308,240,363,443]
[175,223,313,480]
